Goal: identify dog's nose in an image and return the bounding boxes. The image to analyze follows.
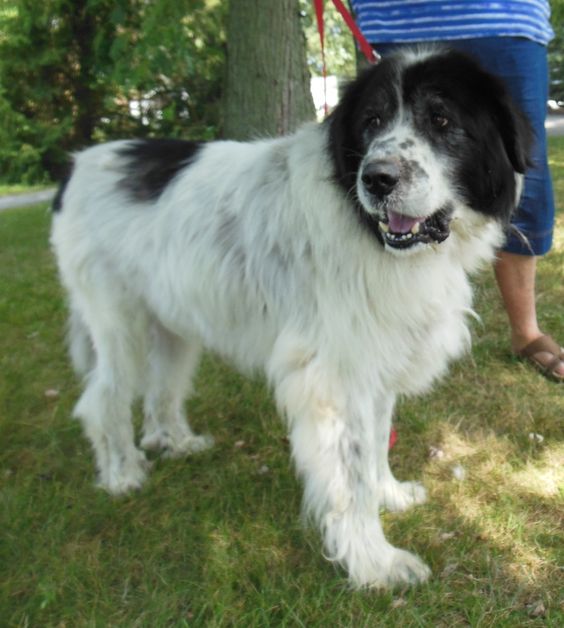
[361,160,400,197]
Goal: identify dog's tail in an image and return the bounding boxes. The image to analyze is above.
[68,306,95,377]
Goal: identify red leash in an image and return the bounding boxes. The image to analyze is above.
[331,0,380,64]
[313,0,380,115]
[389,426,397,450]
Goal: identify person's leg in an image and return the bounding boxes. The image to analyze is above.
[494,252,539,347]
[494,251,563,378]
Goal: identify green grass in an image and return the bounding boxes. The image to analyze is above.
[1,139,563,627]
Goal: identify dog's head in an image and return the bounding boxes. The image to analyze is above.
[327,47,533,254]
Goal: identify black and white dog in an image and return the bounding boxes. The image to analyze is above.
[51,48,532,588]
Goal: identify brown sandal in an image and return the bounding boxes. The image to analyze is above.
[516,335,564,383]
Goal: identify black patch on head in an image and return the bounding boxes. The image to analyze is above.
[327,48,534,239]
[402,49,534,224]
[117,138,204,203]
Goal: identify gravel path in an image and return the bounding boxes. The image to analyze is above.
[0,188,56,212]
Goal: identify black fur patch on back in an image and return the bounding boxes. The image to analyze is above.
[117,138,204,203]
[52,168,73,212]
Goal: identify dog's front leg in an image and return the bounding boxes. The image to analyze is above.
[274,361,430,589]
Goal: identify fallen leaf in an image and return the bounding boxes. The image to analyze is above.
[439,531,457,541]
[441,563,458,577]
[429,446,445,460]
[527,601,546,618]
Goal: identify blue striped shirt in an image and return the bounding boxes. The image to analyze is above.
[350,1,554,46]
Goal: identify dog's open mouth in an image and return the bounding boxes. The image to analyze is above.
[378,207,453,249]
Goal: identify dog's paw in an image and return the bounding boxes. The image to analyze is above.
[140,429,172,452]
[141,429,214,458]
[97,450,151,495]
[161,433,215,459]
[349,547,431,590]
[384,548,431,587]
[324,508,431,590]
[379,480,427,513]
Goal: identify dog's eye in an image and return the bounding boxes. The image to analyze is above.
[364,115,382,130]
[431,113,449,129]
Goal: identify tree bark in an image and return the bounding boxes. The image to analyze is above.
[69,0,102,147]
[224,0,314,140]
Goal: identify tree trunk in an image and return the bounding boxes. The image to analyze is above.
[69,0,101,148]
[224,0,314,140]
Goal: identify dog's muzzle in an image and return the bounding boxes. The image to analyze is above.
[360,159,453,250]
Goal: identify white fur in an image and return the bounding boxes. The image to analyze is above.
[51,111,505,588]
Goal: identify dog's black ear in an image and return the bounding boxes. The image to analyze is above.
[326,61,399,196]
[442,50,535,175]
[326,72,368,194]
[326,96,350,187]
[494,92,535,174]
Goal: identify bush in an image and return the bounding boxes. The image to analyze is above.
[0,0,226,185]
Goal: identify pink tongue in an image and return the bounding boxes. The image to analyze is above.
[387,210,423,234]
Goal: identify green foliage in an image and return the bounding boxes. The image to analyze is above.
[0,88,49,184]
[0,0,226,183]
[549,0,564,101]
[100,0,226,141]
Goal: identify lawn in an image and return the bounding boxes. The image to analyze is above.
[1,139,563,627]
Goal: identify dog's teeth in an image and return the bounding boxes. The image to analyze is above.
[411,222,420,234]
[380,222,389,233]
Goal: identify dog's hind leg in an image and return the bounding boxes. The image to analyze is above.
[72,294,150,495]
[68,303,95,377]
[141,322,213,458]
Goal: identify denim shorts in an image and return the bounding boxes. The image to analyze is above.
[374,37,555,256]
